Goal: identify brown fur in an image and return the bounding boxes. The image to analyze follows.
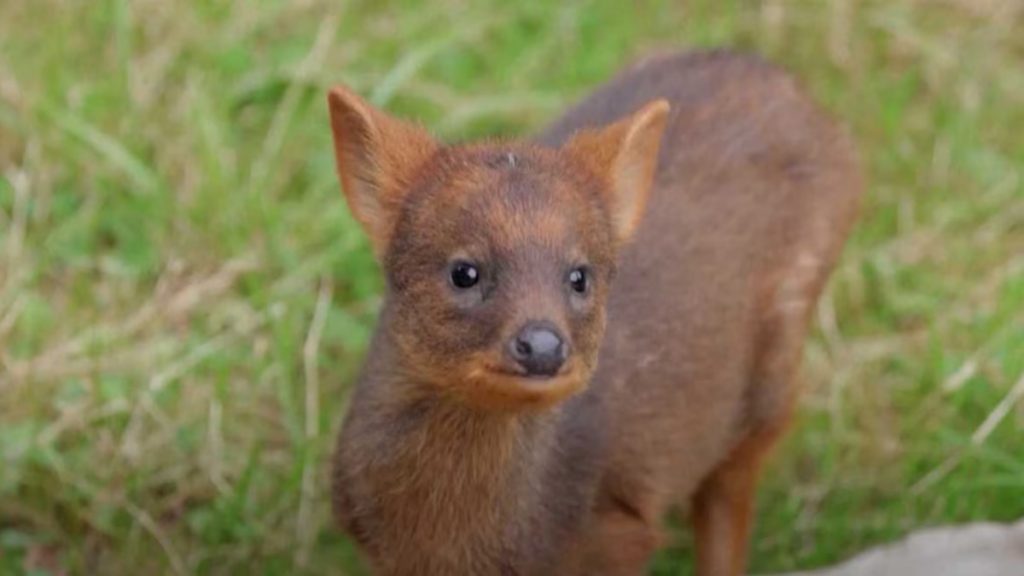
[327,50,862,575]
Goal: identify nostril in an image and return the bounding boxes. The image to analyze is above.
[557,341,569,361]
[514,338,533,358]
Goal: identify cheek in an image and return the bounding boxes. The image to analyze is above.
[392,279,505,360]
[568,304,606,362]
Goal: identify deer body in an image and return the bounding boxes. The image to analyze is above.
[328,51,862,576]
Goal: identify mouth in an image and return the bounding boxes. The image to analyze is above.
[486,364,572,382]
[460,360,586,409]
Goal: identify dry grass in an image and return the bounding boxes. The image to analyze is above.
[1,1,1022,574]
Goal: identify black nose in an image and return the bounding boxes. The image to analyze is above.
[508,322,568,377]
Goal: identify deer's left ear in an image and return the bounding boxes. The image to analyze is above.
[563,100,670,243]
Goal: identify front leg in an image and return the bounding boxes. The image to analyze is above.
[574,499,662,576]
[691,423,788,576]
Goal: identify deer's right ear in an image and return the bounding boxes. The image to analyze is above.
[327,87,438,258]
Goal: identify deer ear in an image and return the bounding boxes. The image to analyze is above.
[327,86,438,258]
[563,100,670,243]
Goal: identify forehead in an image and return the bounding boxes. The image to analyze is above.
[402,145,609,254]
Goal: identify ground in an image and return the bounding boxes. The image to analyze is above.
[0,1,1022,575]
[776,520,1024,576]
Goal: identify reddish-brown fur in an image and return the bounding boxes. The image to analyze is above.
[327,50,862,575]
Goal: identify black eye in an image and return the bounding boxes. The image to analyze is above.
[450,261,480,289]
[568,267,588,294]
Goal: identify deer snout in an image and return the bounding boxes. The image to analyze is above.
[507,322,569,377]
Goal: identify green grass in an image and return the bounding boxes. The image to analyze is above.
[1,0,1022,574]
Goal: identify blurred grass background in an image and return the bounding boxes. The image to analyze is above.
[1,0,1022,574]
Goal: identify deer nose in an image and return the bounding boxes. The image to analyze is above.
[508,322,568,377]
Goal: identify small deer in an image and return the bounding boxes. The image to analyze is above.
[326,50,862,575]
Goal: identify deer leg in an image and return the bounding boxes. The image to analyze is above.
[573,496,662,576]
[691,415,792,576]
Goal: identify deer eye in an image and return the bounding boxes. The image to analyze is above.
[568,267,588,294]
[449,261,480,289]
